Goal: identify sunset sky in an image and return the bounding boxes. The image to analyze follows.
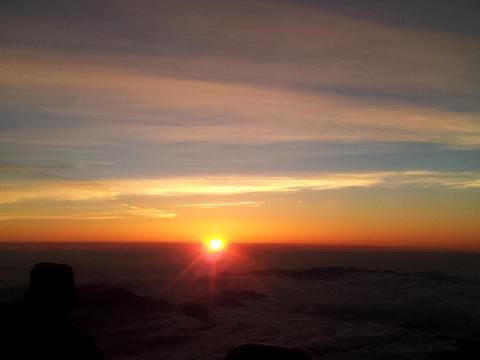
[1,0,479,248]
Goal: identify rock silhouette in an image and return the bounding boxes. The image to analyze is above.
[1,263,104,360]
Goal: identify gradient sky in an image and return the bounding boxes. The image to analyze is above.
[1,0,480,248]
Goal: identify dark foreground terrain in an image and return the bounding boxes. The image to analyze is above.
[3,266,480,359]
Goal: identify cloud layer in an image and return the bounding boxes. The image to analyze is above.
[1,171,480,206]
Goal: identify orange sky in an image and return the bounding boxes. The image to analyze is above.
[1,185,479,249]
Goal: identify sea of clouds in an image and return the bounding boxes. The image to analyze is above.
[1,246,480,359]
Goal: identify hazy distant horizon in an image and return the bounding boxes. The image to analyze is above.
[2,240,480,252]
[2,243,480,288]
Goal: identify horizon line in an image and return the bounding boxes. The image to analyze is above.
[1,241,479,253]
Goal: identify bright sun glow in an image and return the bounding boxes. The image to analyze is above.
[208,238,225,252]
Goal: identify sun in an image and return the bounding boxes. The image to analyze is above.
[207,238,225,252]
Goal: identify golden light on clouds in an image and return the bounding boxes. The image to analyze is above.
[1,171,479,206]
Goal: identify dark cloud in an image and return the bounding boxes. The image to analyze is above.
[298,84,480,113]
[275,0,480,37]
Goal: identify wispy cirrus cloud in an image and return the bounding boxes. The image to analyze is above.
[0,213,121,221]
[1,171,479,205]
[0,206,176,221]
[1,0,480,149]
[0,181,118,204]
[123,205,177,219]
[178,201,264,209]
[1,52,479,147]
